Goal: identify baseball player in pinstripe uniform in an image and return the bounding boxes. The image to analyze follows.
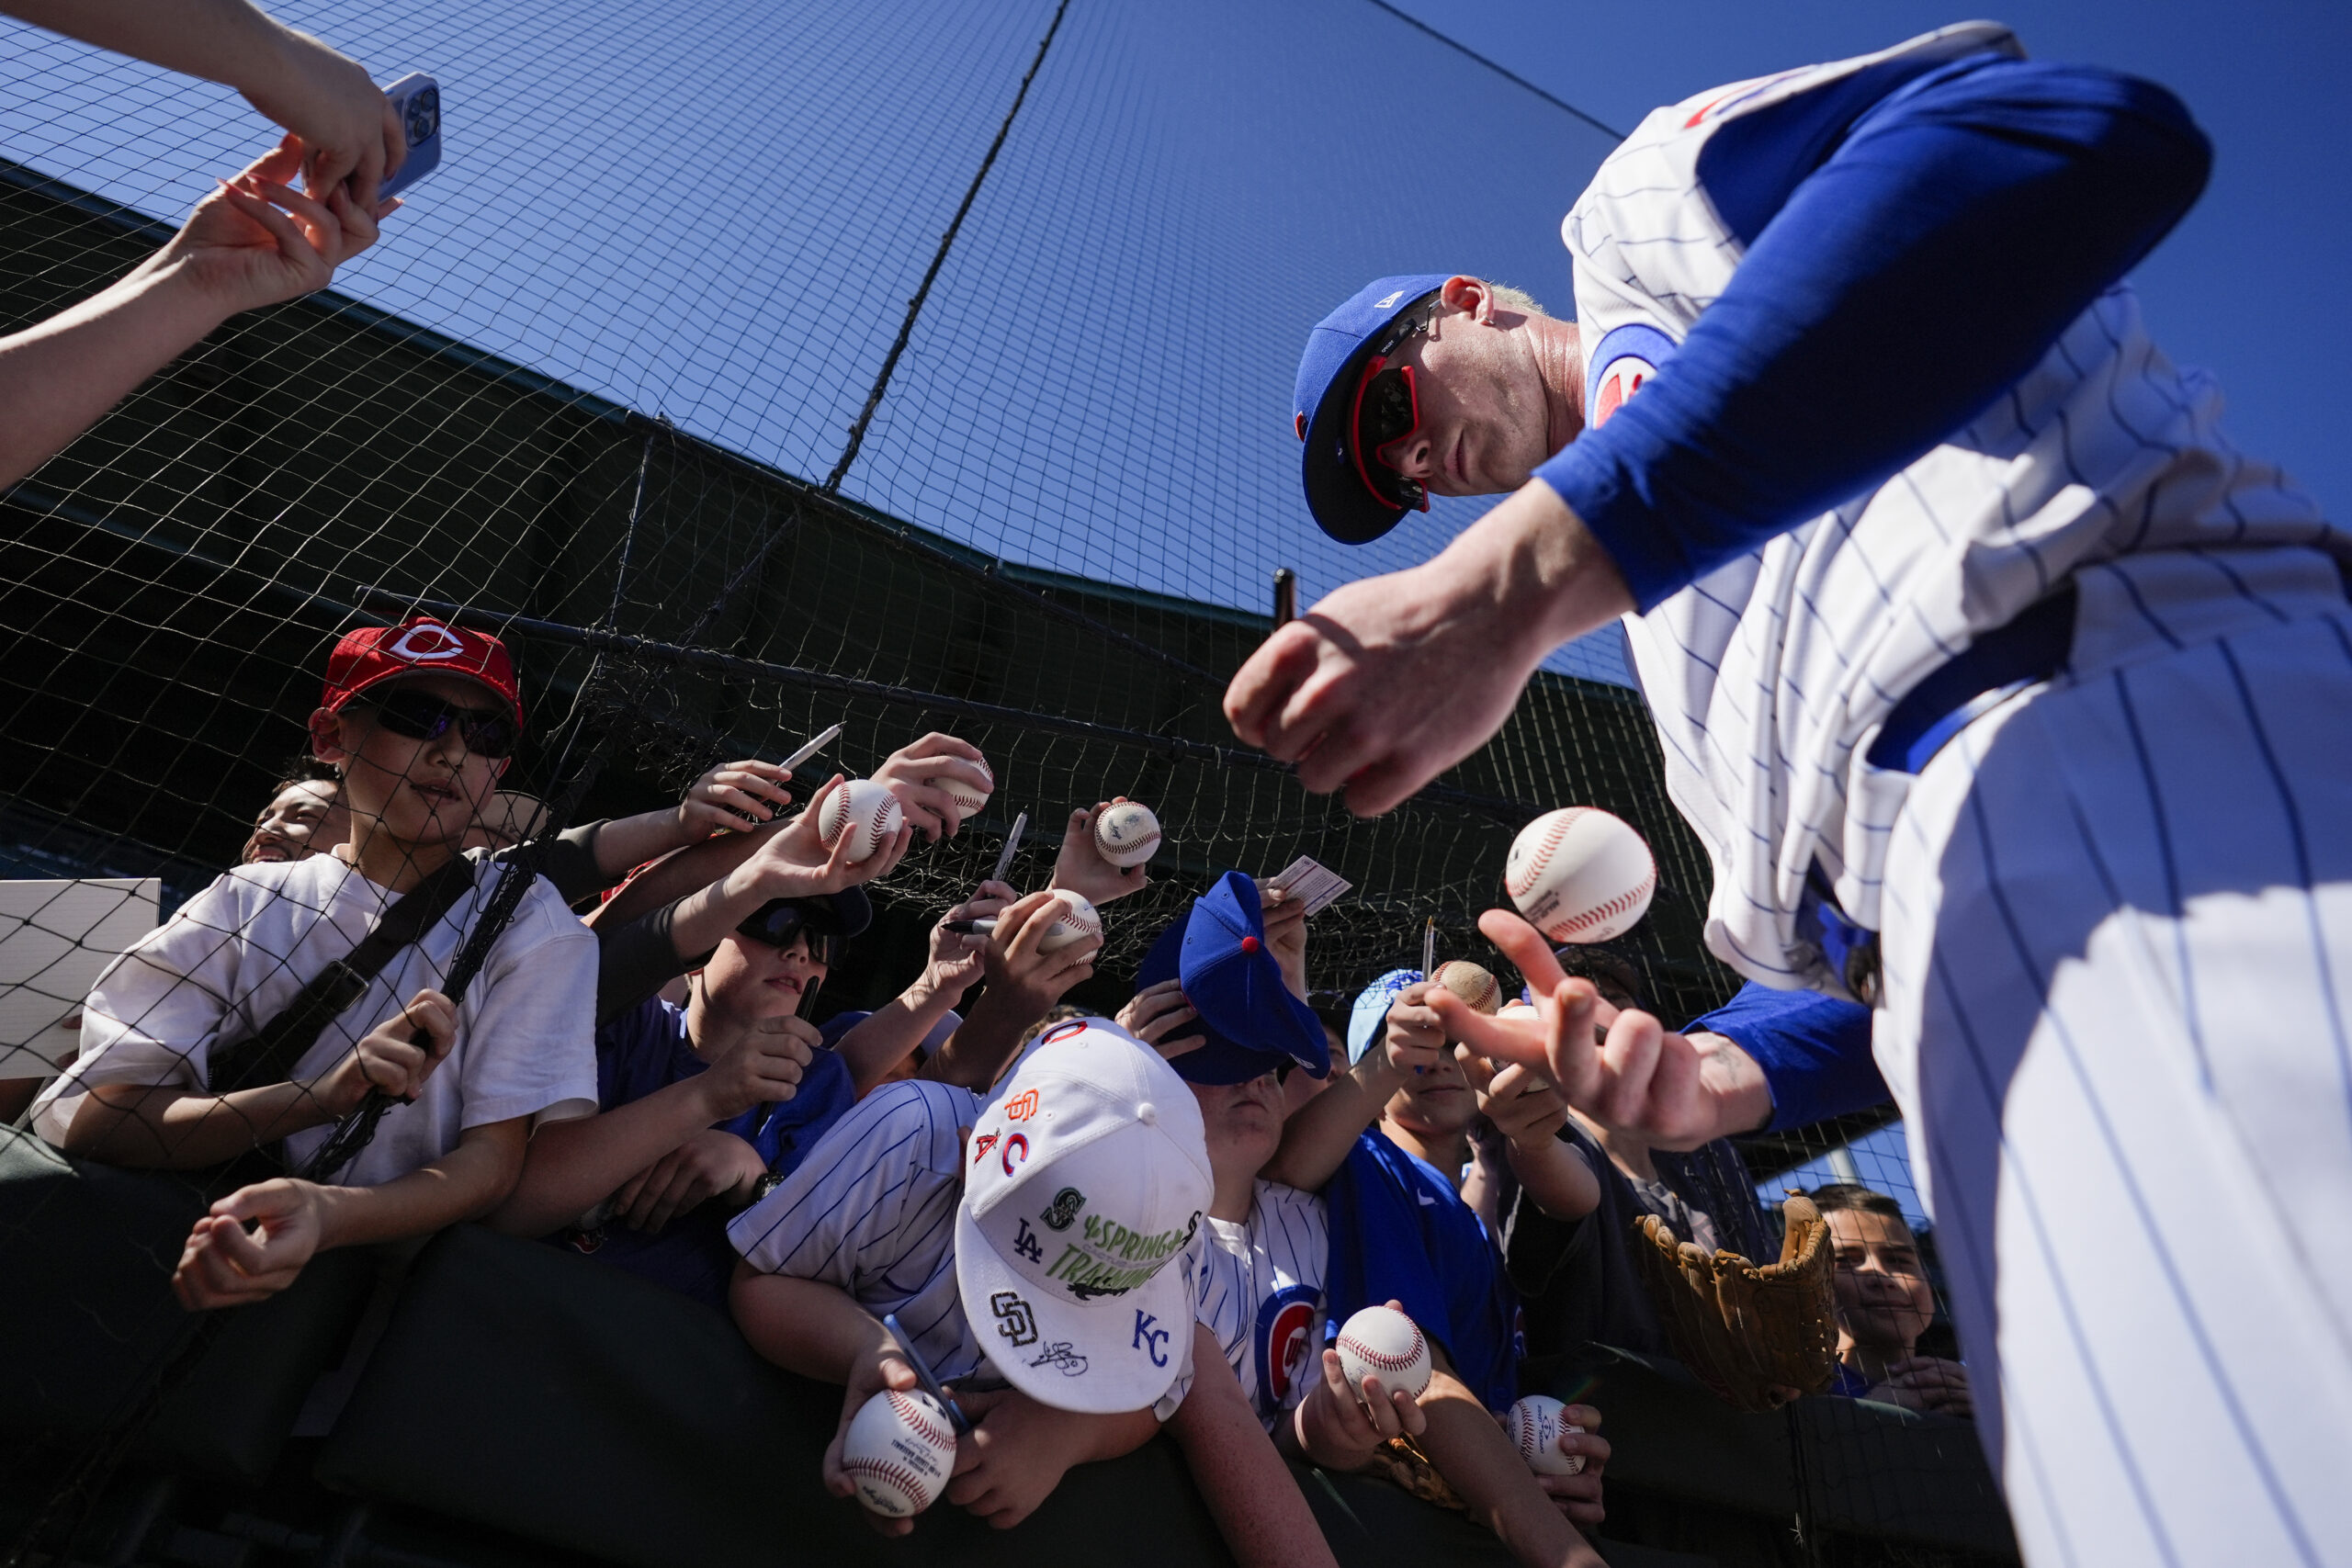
[1227,23,2352,1564]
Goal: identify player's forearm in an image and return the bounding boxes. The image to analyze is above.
[310,1116,527,1251]
[483,1081,718,1236]
[0,257,234,490]
[729,1269,888,1382]
[2,0,283,94]
[840,979,960,1096]
[1426,479,1633,678]
[1261,1055,1399,1191]
[1643,1032,1775,1152]
[66,1076,342,1167]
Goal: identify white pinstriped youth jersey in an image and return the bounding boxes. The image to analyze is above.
[1191,1179,1328,1431]
[728,1077,1195,1421]
[1566,22,2346,989]
[729,1079,989,1387]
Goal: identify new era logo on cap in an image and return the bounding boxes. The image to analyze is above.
[322,615,525,726]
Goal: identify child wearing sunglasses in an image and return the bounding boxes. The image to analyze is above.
[34,617,599,1312]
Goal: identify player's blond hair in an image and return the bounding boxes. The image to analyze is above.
[1481,281,1551,319]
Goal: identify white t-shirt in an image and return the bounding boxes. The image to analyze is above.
[730,1077,1194,1421]
[33,851,597,1187]
[1192,1179,1328,1432]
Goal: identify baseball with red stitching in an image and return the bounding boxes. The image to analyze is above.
[1507,1393,1587,1476]
[1092,800,1161,867]
[1035,888,1102,953]
[840,1387,956,1517]
[1335,1304,1432,1402]
[819,778,907,863]
[1504,807,1657,944]
[1430,959,1501,1016]
[927,757,993,821]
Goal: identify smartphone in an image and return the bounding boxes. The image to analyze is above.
[379,73,442,199]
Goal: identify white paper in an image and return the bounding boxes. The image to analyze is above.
[0,878,160,1077]
[1266,855,1352,917]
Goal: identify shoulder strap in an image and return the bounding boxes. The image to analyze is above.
[207,854,479,1096]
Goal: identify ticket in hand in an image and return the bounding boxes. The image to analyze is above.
[1266,855,1352,916]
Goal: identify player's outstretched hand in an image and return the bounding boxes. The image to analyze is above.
[169,136,396,319]
[311,988,456,1116]
[1119,977,1206,1060]
[822,1346,923,1537]
[1431,909,1771,1149]
[172,1177,325,1309]
[678,758,794,834]
[1050,801,1149,906]
[1532,1404,1610,1526]
[612,1129,767,1233]
[1221,480,1629,817]
[873,732,992,841]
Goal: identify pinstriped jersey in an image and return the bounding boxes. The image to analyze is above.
[728,1077,1195,1420]
[1191,1179,1329,1430]
[1566,22,2342,989]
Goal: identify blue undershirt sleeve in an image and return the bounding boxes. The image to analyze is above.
[1685,982,1888,1134]
[1536,53,2211,611]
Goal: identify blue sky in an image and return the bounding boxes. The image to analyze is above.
[0,1,2338,694]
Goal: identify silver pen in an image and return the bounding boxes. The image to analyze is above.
[780,720,843,773]
[990,809,1027,884]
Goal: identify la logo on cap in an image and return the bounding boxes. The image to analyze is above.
[388,622,468,662]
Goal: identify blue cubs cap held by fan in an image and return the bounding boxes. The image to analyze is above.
[1136,872,1331,1085]
[1294,273,1450,546]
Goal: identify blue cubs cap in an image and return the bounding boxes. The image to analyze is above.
[1136,872,1330,1085]
[1347,968,1424,1065]
[1294,274,1450,545]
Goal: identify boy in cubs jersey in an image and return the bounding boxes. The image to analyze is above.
[1245,24,2352,1564]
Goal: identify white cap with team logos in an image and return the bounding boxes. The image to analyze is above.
[955,1017,1212,1413]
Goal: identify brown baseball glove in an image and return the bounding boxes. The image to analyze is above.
[1362,1432,1470,1513]
[1630,1190,1838,1413]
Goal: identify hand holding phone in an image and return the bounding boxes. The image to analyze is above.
[378,73,442,199]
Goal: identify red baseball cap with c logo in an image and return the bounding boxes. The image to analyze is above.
[321,616,524,726]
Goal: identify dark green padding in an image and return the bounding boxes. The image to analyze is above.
[0,1125,376,1485]
[315,1224,1247,1568]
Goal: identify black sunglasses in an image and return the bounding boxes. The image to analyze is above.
[362,688,517,759]
[735,899,845,965]
[1348,299,1440,513]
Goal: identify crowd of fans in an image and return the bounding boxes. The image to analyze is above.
[0,5,1969,1565]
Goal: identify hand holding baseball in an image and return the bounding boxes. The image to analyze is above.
[1050,800,1151,906]
[1431,908,1773,1149]
[872,732,992,840]
[823,1343,927,1537]
[735,776,911,899]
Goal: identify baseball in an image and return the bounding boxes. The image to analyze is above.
[1430,959,1500,1015]
[1035,889,1102,953]
[1334,1304,1431,1404]
[1505,807,1657,944]
[928,759,992,820]
[1506,1394,1586,1476]
[819,778,907,863]
[1093,800,1161,867]
[839,1387,956,1517]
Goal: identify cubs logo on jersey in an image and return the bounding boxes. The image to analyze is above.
[1253,1284,1323,1418]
